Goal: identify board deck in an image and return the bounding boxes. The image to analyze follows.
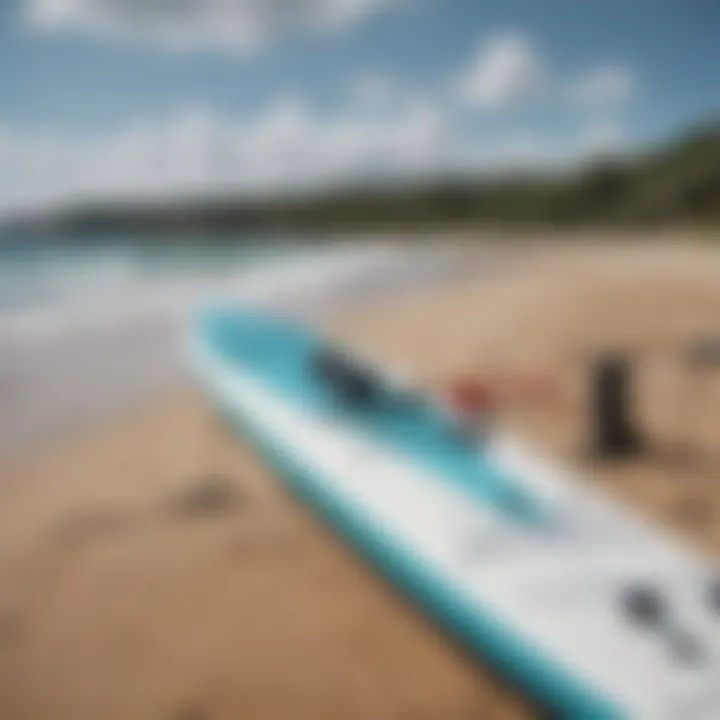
[190,308,720,719]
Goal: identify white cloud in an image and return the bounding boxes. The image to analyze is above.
[0,99,449,213]
[25,0,404,51]
[0,94,628,216]
[578,119,628,158]
[0,27,637,215]
[455,33,635,116]
[456,32,546,109]
[568,65,635,108]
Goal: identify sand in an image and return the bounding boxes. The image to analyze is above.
[2,236,720,719]
[0,391,533,720]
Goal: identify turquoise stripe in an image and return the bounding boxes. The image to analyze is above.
[199,309,549,526]
[197,369,625,719]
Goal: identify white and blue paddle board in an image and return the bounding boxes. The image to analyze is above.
[190,307,720,719]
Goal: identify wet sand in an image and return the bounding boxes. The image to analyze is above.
[2,237,720,719]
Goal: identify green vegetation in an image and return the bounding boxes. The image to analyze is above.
[22,119,720,237]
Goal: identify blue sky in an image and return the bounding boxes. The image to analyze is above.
[0,0,719,213]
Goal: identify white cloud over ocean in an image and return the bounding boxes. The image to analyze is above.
[0,28,635,215]
[0,104,628,215]
[456,33,547,110]
[456,31,634,112]
[26,0,407,51]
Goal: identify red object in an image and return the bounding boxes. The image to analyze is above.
[446,377,496,415]
[444,372,559,414]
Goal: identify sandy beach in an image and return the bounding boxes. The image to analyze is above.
[2,235,720,719]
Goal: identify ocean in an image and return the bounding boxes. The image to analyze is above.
[0,238,312,335]
[0,236,410,454]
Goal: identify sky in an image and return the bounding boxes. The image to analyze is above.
[0,0,719,215]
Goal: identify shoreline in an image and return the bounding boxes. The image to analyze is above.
[0,241,482,459]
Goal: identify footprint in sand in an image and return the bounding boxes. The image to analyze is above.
[167,474,245,521]
[51,505,140,548]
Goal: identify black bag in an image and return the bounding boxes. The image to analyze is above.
[590,352,643,458]
[312,347,378,407]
